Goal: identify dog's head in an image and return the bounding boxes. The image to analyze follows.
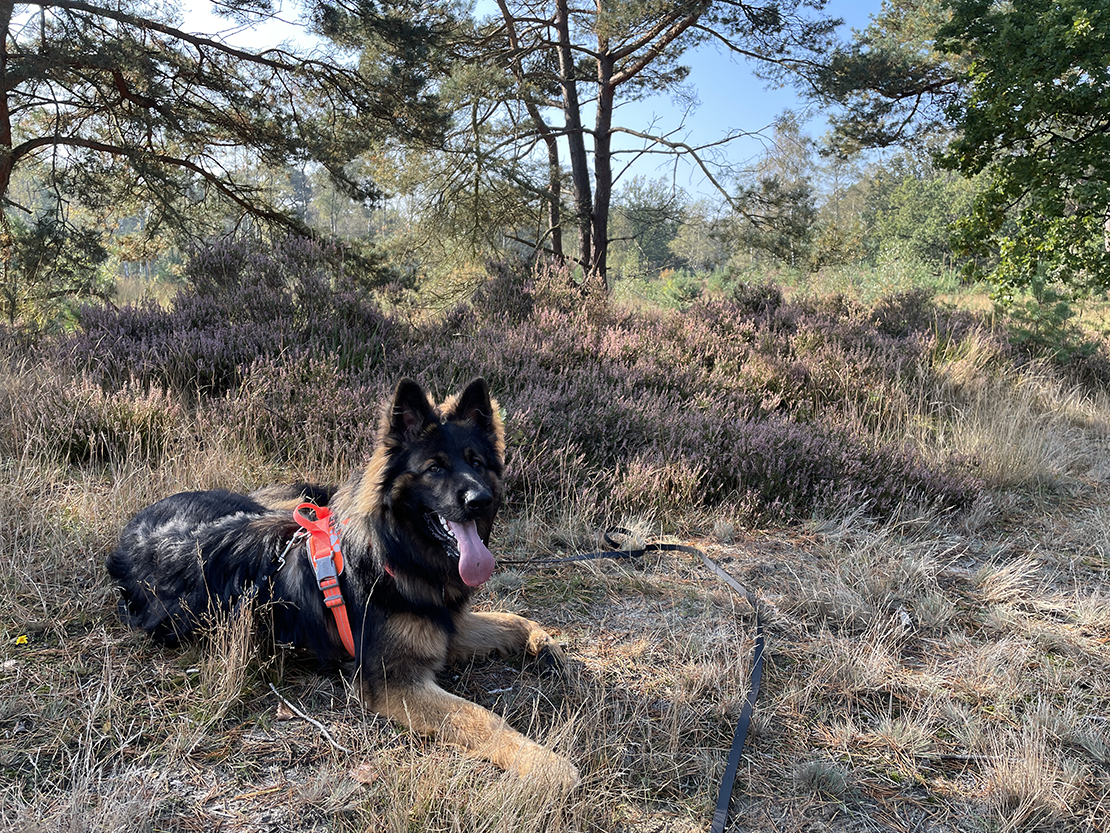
[366,377,505,588]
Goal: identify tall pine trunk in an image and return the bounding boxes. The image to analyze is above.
[590,51,616,291]
[556,0,592,280]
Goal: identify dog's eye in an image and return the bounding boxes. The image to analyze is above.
[470,458,484,471]
[426,464,442,474]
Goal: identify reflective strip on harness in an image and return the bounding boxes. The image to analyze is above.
[294,503,356,657]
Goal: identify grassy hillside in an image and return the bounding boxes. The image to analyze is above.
[2,241,1108,832]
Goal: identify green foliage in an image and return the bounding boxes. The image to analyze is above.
[811,0,1110,299]
[866,153,982,269]
[400,1,839,284]
[814,0,966,152]
[661,269,704,310]
[608,176,685,280]
[1003,280,1101,367]
[1,214,111,328]
[734,174,817,267]
[731,114,819,268]
[938,0,1110,295]
[668,199,728,273]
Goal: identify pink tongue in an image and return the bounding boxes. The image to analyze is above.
[446,520,496,587]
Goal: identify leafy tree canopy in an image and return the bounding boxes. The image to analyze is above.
[383,0,840,290]
[937,0,1110,297]
[1,210,110,326]
[813,0,965,154]
[864,147,981,269]
[813,0,1110,297]
[731,113,818,267]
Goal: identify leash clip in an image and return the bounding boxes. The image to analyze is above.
[278,528,309,572]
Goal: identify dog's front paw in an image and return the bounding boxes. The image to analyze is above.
[525,628,568,672]
[506,743,580,791]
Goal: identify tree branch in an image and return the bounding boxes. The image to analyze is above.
[611,125,748,210]
[611,10,703,86]
[13,134,311,231]
[35,0,308,71]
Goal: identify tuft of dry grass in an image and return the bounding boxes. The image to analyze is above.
[793,757,850,798]
[847,328,1110,491]
[976,556,1041,606]
[987,726,1084,833]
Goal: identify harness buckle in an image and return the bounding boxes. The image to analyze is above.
[312,552,339,583]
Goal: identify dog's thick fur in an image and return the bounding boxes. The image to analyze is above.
[106,378,577,786]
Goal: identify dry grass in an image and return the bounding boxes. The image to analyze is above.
[3,345,1110,833]
[843,329,1110,493]
[986,726,1084,833]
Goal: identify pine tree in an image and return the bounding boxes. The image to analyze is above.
[0,0,450,321]
[396,0,838,289]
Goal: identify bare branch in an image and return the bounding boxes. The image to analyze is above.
[611,125,745,209]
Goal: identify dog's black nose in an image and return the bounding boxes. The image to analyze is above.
[462,487,492,513]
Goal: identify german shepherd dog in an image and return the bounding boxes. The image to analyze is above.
[106,378,578,787]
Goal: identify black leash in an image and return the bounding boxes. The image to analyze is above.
[503,529,766,833]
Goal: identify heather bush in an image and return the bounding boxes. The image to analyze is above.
[468,258,539,324]
[65,237,395,396]
[726,278,785,316]
[37,375,184,464]
[33,245,1006,523]
[871,287,941,338]
[415,268,983,520]
[209,354,386,470]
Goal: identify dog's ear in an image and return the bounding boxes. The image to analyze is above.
[445,377,494,431]
[386,378,438,442]
[444,377,505,462]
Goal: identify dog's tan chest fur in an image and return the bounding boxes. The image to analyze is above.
[387,612,450,662]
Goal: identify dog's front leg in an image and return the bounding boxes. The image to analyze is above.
[371,679,579,788]
[448,610,565,667]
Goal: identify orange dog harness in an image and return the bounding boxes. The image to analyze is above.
[294,503,356,657]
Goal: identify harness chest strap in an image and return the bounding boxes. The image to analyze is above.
[294,503,356,657]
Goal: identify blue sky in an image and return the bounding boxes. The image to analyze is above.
[612,0,885,197]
